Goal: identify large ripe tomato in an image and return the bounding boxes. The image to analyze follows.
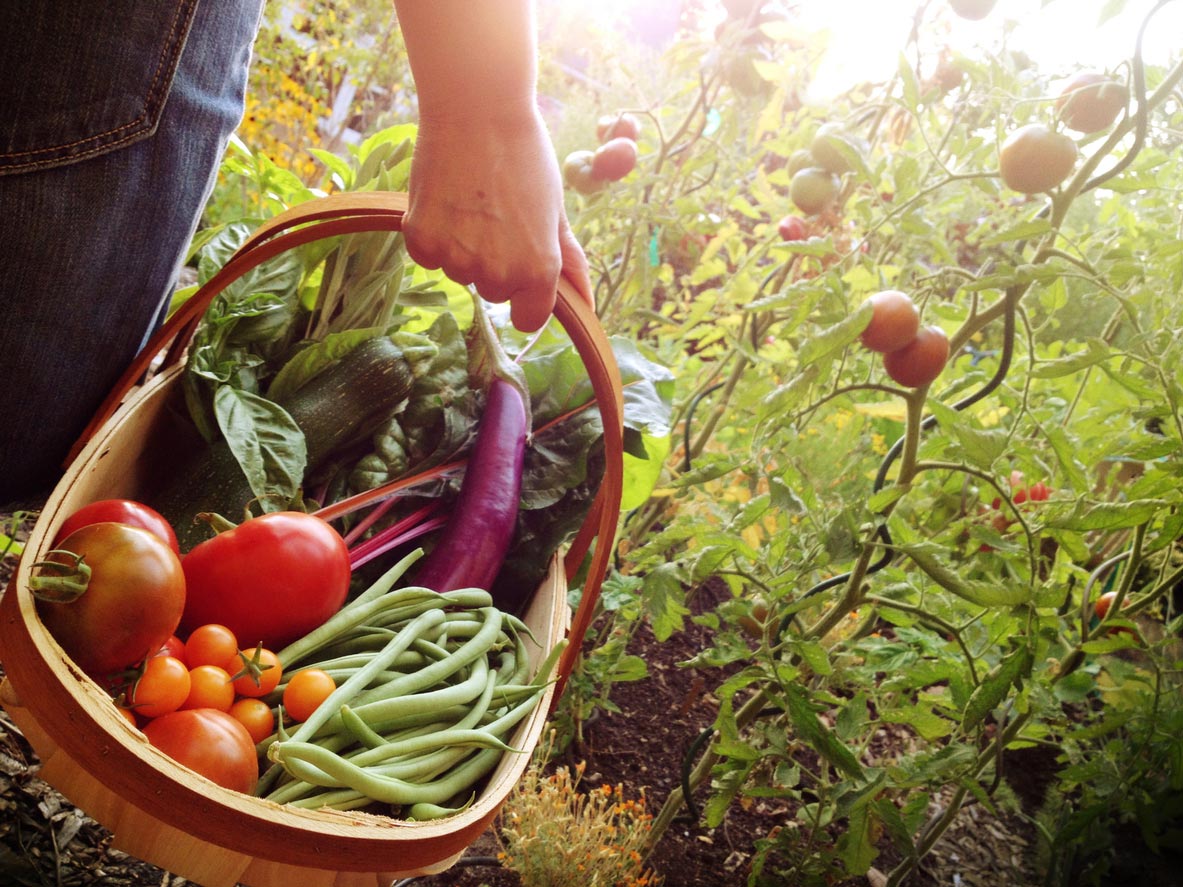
[54,499,179,555]
[860,290,921,353]
[180,512,349,651]
[33,523,186,680]
[1056,72,1128,134]
[143,708,259,793]
[591,137,639,182]
[998,124,1078,194]
[948,0,997,20]
[883,325,950,388]
[790,167,839,215]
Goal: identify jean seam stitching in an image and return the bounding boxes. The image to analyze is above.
[0,0,198,171]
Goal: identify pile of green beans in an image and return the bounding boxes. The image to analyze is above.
[256,551,563,819]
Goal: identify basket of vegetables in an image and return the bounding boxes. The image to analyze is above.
[0,191,638,887]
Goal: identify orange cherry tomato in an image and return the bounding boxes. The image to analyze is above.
[225,646,283,698]
[229,698,276,744]
[181,665,235,712]
[282,668,337,723]
[128,655,191,719]
[185,624,240,669]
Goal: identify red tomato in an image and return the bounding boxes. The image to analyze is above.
[185,624,240,669]
[54,499,180,554]
[1027,481,1051,502]
[128,655,191,719]
[596,112,641,143]
[181,665,235,712]
[226,646,283,698]
[32,523,186,680]
[883,326,950,388]
[1093,591,1117,620]
[229,698,275,744]
[143,708,259,793]
[999,124,1078,194]
[1056,72,1128,134]
[180,512,350,651]
[860,290,921,353]
[591,137,639,182]
[154,634,187,663]
[283,668,337,723]
[777,215,807,242]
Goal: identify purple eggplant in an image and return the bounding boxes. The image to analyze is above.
[413,377,527,595]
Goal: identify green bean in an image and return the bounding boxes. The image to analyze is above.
[407,797,475,821]
[272,743,508,806]
[286,607,447,744]
[330,655,490,732]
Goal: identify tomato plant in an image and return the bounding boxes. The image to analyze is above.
[998,123,1078,194]
[859,290,921,354]
[180,512,350,650]
[143,708,259,793]
[54,499,180,555]
[282,668,336,723]
[31,523,186,680]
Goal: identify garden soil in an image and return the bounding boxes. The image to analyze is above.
[0,508,1130,887]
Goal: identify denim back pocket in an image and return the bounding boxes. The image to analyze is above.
[0,0,199,175]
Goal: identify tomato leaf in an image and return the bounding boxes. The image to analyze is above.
[962,646,1033,730]
[900,541,1032,606]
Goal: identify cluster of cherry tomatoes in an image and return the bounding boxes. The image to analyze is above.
[562,112,642,195]
[29,498,348,794]
[858,289,950,389]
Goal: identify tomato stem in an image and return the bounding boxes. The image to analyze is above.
[28,550,92,603]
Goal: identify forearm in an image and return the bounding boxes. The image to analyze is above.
[393,0,538,121]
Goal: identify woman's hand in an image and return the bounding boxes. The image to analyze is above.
[401,107,592,332]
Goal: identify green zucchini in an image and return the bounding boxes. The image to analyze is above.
[151,336,415,550]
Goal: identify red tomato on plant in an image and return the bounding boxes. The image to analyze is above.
[596,112,641,143]
[54,499,180,555]
[591,137,639,182]
[128,654,191,719]
[999,124,1078,194]
[883,326,950,388]
[1028,481,1051,502]
[143,708,259,793]
[1056,72,1128,134]
[185,624,240,669]
[180,512,349,651]
[283,668,337,723]
[860,290,921,353]
[32,523,186,681]
[777,215,807,242]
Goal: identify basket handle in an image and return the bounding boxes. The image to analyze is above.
[68,192,622,692]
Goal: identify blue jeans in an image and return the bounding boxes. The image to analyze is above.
[0,0,264,506]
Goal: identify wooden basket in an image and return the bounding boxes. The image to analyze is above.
[0,193,624,887]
